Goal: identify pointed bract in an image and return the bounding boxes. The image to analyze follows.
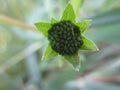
[71,0,82,16]
[76,20,92,32]
[61,3,76,22]
[51,18,58,24]
[64,53,80,71]
[80,36,99,51]
[35,22,51,37]
[43,44,58,60]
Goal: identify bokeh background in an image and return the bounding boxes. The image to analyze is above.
[0,0,120,90]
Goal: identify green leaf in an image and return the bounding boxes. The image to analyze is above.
[80,36,99,51]
[71,0,83,16]
[51,18,58,24]
[61,3,76,22]
[76,20,92,32]
[35,22,51,37]
[43,44,58,60]
[64,53,80,71]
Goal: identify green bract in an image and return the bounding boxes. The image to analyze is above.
[35,3,99,71]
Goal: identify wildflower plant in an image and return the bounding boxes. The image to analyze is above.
[35,3,99,71]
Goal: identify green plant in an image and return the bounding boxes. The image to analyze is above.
[35,3,98,71]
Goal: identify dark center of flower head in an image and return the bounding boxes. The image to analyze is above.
[48,21,83,55]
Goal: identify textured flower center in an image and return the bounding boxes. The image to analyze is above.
[48,21,83,55]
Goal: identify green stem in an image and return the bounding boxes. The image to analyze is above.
[0,15,37,31]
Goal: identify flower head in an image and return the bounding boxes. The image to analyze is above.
[48,20,83,55]
[35,3,99,71]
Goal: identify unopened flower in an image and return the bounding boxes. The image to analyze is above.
[35,3,99,71]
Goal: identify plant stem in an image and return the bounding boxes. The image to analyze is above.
[0,15,37,31]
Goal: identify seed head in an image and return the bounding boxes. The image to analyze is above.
[48,21,83,55]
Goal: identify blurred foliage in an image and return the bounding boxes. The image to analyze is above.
[0,0,120,90]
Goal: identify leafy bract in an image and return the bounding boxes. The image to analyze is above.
[77,20,92,32]
[80,36,99,51]
[71,0,83,16]
[61,3,76,22]
[43,44,58,60]
[51,18,58,24]
[64,53,80,71]
[35,22,51,37]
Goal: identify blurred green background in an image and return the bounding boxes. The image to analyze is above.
[0,0,120,90]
